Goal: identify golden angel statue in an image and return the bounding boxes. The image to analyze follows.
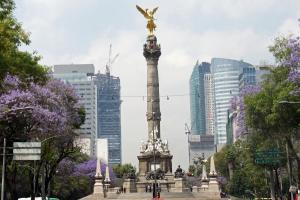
[136,5,158,35]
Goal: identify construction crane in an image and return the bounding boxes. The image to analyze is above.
[185,123,191,135]
[105,44,119,76]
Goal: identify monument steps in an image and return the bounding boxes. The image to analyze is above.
[110,192,221,199]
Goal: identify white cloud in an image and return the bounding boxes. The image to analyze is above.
[278,18,300,36]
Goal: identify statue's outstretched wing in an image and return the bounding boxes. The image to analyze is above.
[152,7,159,15]
[136,5,150,19]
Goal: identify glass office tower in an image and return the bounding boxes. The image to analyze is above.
[211,58,254,144]
[189,62,210,135]
[94,73,121,165]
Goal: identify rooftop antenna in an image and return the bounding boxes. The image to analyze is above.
[105,44,119,76]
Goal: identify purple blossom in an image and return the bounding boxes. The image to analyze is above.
[71,158,115,180]
[3,74,20,88]
[288,69,300,96]
[0,74,80,138]
[230,85,261,137]
[57,159,76,175]
[281,36,300,68]
[46,79,78,105]
[229,96,238,111]
[288,70,300,84]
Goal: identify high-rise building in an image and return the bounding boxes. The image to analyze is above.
[93,73,121,165]
[255,66,272,83]
[53,64,97,156]
[226,65,271,144]
[189,62,210,135]
[211,58,254,145]
[239,67,256,91]
[204,73,215,136]
[188,62,215,164]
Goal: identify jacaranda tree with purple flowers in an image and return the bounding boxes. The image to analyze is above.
[0,74,85,200]
[230,85,261,138]
[51,157,115,199]
[220,20,300,199]
[246,28,300,187]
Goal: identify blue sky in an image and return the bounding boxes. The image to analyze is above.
[15,0,300,169]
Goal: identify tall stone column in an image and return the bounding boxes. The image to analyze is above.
[144,35,161,142]
[137,30,173,186]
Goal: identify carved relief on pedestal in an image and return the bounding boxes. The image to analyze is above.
[139,138,170,154]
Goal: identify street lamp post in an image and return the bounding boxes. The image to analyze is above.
[150,98,158,198]
[152,112,157,198]
[1,138,6,200]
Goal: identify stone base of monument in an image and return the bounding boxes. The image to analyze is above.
[208,177,219,191]
[170,178,189,192]
[200,179,209,191]
[137,151,173,176]
[203,177,220,199]
[136,179,175,193]
[136,146,177,193]
[93,178,105,194]
[192,185,199,193]
[123,178,137,193]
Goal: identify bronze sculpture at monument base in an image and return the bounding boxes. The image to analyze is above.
[136,147,175,193]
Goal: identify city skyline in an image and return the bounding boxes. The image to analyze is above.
[15,0,300,169]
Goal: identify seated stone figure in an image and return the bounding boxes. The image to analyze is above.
[125,168,136,179]
[146,168,165,180]
[174,165,185,178]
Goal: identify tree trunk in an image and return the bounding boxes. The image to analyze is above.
[269,169,276,200]
[274,168,283,200]
[286,137,300,185]
[228,162,234,180]
[12,164,18,200]
[297,159,300,187]
[29,168,36,200]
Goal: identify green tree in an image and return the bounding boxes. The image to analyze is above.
[215,140,270,198]
[245,67,300,184]
[0,0,48,84]
[113,164,136,178]
[188,165,196,176]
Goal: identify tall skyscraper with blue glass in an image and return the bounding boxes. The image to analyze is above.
[189,62,210,135]
[211,58,255,145]
[93,72,121,165]
[189,62,215,164]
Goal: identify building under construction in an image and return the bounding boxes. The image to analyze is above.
[93,72,121,165]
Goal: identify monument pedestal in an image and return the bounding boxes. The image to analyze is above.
[123,178,137,193]
[138,151,173,176]
[136,179,175,193]
[136,143,175,193]
[192,185,199,193]
[94,179,104,194]
[208,177,219,191]
[200,180,209,191]
[171,178,187,192]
